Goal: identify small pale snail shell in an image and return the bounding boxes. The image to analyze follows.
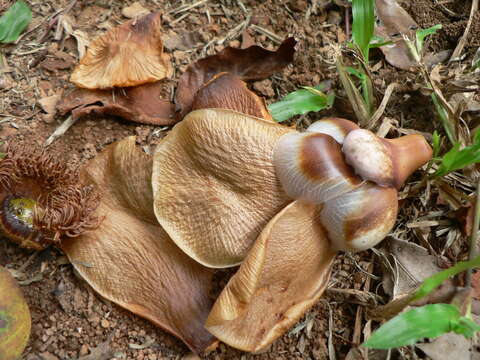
[273,118,432,252]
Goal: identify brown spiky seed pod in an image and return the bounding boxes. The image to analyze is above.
[0,143,100,250]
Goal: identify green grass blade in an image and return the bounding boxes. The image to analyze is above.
[473,47,480,70]
[351,0,375,60]
[434,129,480,177]
[0,1,32,43]
[268,84,334,123]
[413,255,480,301]
[416,24,442,54]
[431,93,456,146]
[362,304,460,349]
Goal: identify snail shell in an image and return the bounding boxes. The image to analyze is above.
[274,118,432,251]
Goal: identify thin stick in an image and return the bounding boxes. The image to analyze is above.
[250,25,283,44]
[44,115,78,147]
[466,178,480,287]
[368,82,397,130]
[450,0,479,61]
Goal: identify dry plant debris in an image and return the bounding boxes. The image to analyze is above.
[61,137,215,353]
[175,37,296,119]
[58,82,175,126]
[70,12,170,89]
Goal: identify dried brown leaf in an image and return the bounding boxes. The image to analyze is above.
[58,82,175,125]
[375,0,418,71]
[71,12,170,89]
[152,109,293,268]
[62,137,215,353]
[121,2,150,19]
[205,201,336,352]
[175,37,296,119]
[191,72,273,120]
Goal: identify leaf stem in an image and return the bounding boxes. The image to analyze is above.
[466,178,480,287]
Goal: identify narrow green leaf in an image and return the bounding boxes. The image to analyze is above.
[363,304,460,349]
[351,0,375,60]
[268,84,334,123]
[415,24,442,54]
[434,129,480,177]
[472,47,480,70]
[369,35,393,49]
[0,1,32,43]
[432,131,441,159]
[453,316,480,338]
[413,255,480,301]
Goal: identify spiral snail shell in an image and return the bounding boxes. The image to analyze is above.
[273,118,432,251]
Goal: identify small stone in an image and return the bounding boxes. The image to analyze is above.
[253,79,275,97]
[39,353,59,360]
[101,319,110,328]
[79,344,89,356]
[182,353,201,360]
[122,2,150,18]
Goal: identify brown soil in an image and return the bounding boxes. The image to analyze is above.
[1,0,479,359]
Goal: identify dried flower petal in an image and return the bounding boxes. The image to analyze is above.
[175,37,296,119]
[152,109,294,268]
[191,72,273,120]
[58,82,175,125]
[206,201,336,352]
[62,137,215,353]
[71,12,171,89]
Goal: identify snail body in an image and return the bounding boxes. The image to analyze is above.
[0,266,31,360]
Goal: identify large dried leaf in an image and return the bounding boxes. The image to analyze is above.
[70,12,171,89]
[152,109,294,268]
[205,201,336,352]
[175,37,296,119]
[57,82,175,125]
[375,0,418,70]
[62,137,215,353]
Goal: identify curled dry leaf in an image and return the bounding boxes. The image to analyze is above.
[152,109,294,268]
[191,72,273,121]
[57,82,175,125]
[62,137,215,353]
[122,2,150,19]
[175,37,296,119]
[0,143,100,250]
[375,0,418,70]
[0,266,31,360]
[70,12,171,89]
[206,201,336,352]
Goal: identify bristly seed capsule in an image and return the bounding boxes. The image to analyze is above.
[0,143,101,250]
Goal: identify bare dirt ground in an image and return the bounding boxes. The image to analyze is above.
[1,0,479,359]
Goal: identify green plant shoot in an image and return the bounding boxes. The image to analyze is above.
[432,131,442,159]
[0,1,32,43]
[434,129,480,177]
[415,24,442,55]
[413,255,480,301]
[268,85,335,123]
[363,256,480,349]
[362,304,480,349]
[351,0,375,60]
